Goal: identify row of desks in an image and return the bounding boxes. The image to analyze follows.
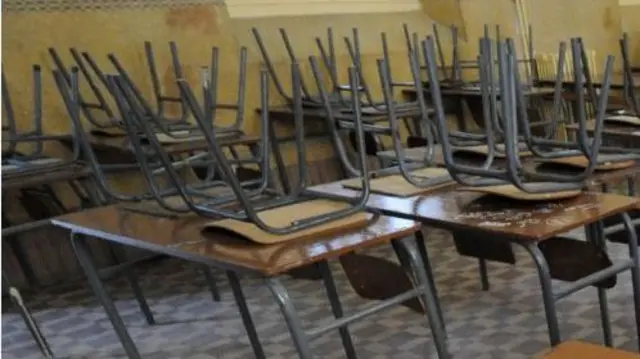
[50,157,640,358]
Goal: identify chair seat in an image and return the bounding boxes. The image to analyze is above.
[540,341,640,358]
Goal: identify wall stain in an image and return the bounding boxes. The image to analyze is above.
[165,4,219,35]
[603,6,614,30]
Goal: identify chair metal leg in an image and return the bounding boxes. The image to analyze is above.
[70,232,142,359]
[3,274,54,358]
[265,277,314,359]
[317,261,357,359]
[226,271,266,359]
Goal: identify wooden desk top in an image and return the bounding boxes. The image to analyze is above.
[51,205,420,276]
[310,180,639,242]
[539,340,640,359]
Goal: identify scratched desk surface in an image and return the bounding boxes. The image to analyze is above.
[310,180,640,242]
[51,206,420,276]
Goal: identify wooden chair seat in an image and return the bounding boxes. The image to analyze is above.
[539,341,640,358]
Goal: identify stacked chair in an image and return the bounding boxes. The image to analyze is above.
[96,52,374,234]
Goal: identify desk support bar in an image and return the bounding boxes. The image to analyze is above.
[554,260,633,300]
[265,237,451,359]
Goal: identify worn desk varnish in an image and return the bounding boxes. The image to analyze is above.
[52,206,419,276]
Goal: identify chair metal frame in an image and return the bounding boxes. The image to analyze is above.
[424,33,634,193]
[114,55,374,234]
[2,65,84,178]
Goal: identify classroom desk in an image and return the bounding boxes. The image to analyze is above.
[51,206,451,359]
[309,180,640,349]
[402,86,555,131]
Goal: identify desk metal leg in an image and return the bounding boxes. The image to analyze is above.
[70,233,142,359]
[394,238,451,359]
[203,267,221,302]
[414,231,446,332]
[622,213,640,350]
[103,244,155,326]
[519,242,561,346]
[265,277,314,359]
[628,176,637,197]
[586,222,613,347]
[317,261,357,359]
[478,259,490,291]
[226,271,266,359]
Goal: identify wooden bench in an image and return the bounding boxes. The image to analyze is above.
[539,341,640,358]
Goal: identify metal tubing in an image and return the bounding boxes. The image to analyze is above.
[227,271,266,359]
[621,212,640,350]
[265,277,314,359]
[317,261,357,359]
[519,242,561,346]
[413,230,447,330]
[396,237,451,359]
[70,232,141,359]
[586,222,613,347]
[5,275,54,359]
[203,267,221,302]
[306,287,424,338]
[554,261,632,301]
[478,259,490,291]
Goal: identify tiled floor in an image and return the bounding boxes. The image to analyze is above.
[2,228,638,358]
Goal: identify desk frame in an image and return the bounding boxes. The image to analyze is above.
[62,221,450,359]
[310,182,640,350]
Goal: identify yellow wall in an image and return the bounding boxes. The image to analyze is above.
[2,0,625,167]
[619,0,640,64]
